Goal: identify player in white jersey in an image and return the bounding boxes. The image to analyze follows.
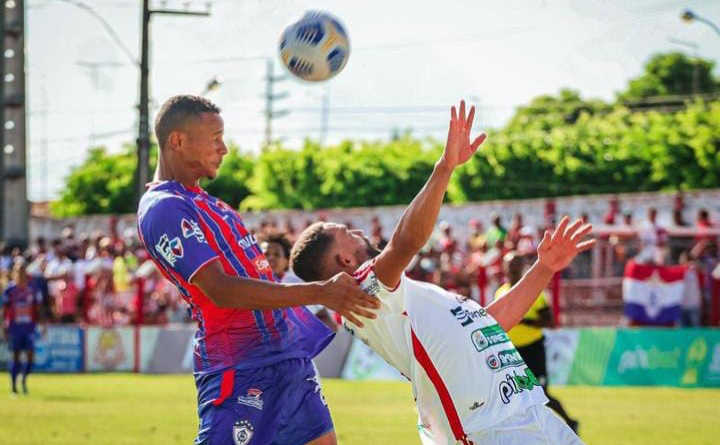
[290,100,594,445]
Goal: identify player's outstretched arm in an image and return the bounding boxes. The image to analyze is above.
[192,261,379,327]
[374,100,487,288]
[487,217,595,331]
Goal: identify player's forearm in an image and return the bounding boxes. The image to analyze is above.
[203,275,322,309]
[388,161,454,253]
[486,260,553,331]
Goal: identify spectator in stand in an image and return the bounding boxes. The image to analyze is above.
[485,212,507,248]
[637,207,666,265]
[464,240,489,305]
[495,252,579,433]
[261,233,337,332]
[604,197,620,225]
[507,212,525,248]
[692,209,718,324]
[467,219,485,251]
[370,216,388,250]
[437,221,458,255]
[679,251,702,327]
[44,240,76,323]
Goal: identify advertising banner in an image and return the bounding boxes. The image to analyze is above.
[33,326,85,372]
[341,338,405,381]
[86,327,135,372]
[546,328,720,387]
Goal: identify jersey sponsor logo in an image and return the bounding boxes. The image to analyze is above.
[232,420,254,445]
[155,234,184,266]
[471,324,510,352]
[450,305,487,327]
[181,218,206,243]
[238,233,259,250]
[486,348,525,371]
[360,274,381,297]
[498,368,541,404]
[253,258,271,272]
[237,388,263,410]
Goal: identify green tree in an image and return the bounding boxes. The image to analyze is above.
[619,52,718,101]
[201,147,254,207]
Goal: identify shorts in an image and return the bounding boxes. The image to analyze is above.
[195,358,333,445]
[465,405,583,445]
[8,327,35,352]
[517,339,547,386]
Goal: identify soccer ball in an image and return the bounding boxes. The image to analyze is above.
[279,11,350,82]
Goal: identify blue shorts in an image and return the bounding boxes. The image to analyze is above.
[8,326,35,352]
[195,358,333,445]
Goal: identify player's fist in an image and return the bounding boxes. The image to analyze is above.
[318,272,379,328]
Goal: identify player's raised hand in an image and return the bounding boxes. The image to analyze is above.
[440,100,487,170]
[537,216,596,273]
[318,272,380,328]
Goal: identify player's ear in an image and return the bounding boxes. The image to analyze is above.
[336,251,355,269]
[167,131,183,151]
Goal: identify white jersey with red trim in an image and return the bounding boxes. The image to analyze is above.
[346,260,548,445]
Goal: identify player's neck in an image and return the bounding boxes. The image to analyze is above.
[155,157,200,190]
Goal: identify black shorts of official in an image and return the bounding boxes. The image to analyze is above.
[517,337,547,385]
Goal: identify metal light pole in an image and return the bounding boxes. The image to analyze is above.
[681,9,720,37]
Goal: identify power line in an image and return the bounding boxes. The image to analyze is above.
[54,0,138,67]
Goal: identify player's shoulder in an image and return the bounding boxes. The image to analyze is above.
[139,182,198,220]
[352,259,404,297]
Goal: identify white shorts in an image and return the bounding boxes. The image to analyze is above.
[464,405,584,445]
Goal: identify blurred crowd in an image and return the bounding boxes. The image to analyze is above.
[1,200,718,327]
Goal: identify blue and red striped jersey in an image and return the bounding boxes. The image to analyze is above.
[137,181,333,375]
[2,282,41,327]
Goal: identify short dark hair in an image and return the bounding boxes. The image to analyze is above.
[289,222,335,282]
[154,95,221,150]
[264,233,293,260]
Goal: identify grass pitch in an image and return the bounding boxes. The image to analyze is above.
[0,374,717,445]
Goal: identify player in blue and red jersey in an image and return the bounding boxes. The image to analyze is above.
[3,261,43,395]
[138,95,379,445]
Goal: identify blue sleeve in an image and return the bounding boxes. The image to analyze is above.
[140,196,220,282]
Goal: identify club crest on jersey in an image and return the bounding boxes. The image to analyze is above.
[233,420,254,445]
[471,324,510,353]
[155,234,184,266]
[237,388,263,410]
[181,218,206,243]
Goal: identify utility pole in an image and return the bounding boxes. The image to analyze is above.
[263,59,289,146]
[135,0,209,204]
[1,0,28,248]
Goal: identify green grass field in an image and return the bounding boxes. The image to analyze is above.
[0,374,718,444]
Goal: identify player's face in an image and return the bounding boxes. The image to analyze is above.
[325,223,381,269]
[181,112,228,180]
[262,241,289,277]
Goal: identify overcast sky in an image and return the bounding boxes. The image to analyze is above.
[26,0,720,201]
